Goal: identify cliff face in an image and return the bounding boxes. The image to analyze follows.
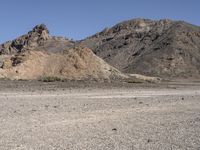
[80,19,200,78]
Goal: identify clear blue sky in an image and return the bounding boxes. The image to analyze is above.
[0,0,199,43]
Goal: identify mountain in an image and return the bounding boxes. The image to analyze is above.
[0,24,74,54]
[80,18,200,78]
[0,25,125,81]
[1,19,200,80]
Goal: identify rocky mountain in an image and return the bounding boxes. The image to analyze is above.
[80,19,200,78]
[1,19,200,80]
[0,25,125,81]
[0,24,74,54]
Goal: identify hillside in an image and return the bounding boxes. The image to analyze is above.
[80,19,200,78]
[0,25,125,81]
[0,47,126,81]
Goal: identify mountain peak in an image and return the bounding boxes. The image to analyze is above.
[31,24,49,34]
[28,24,50,41]
[81,18,200,78]
[0,24,51,54]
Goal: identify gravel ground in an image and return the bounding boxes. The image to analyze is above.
[0,80,200,150]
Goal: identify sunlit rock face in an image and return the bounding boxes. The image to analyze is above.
[0,24,75,55]
[0,24,51,54]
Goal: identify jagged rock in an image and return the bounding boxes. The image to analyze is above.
[0,24,75,55]
[0,24,51,54]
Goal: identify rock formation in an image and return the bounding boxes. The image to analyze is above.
[0,24,74,54]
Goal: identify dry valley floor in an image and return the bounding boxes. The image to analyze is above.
[0,81,200,150]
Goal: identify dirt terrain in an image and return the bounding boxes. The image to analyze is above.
[0,47,125,81]
[0,80,200,150]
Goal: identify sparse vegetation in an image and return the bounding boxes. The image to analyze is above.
[40,76,63,82]
[124,78,144,83]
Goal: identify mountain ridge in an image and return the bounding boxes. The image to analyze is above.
[80,18,200,78]
[1,18,200,79]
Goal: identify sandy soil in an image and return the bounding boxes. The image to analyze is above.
[0,80,200,150]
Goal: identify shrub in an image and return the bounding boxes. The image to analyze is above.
[40,76,62,82]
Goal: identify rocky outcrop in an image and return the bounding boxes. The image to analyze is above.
[0,24,51,54]
[0,24,74,54]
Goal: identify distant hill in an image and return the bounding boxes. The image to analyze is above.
[80,19,200,78]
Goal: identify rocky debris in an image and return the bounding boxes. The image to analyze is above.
[112,128,117,131]
[80,18,200,78]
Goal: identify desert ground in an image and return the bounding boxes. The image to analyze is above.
[0,80,200,150]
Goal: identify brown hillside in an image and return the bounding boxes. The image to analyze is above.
[0,47,125,80]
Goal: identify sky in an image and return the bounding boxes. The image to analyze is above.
[0,0,199,43]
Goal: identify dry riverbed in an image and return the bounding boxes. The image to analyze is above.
[0,80,200,150]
